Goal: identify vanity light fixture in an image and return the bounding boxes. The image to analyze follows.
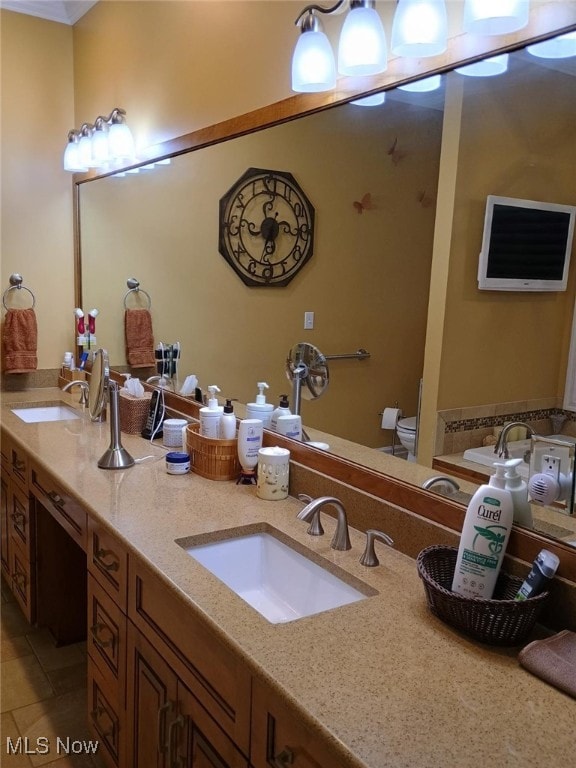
[463,0,530,36]
[391,0,448,58]
[292,0,387,93]
[63,108,135,172]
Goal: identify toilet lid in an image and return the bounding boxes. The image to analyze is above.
[397,416,417,431]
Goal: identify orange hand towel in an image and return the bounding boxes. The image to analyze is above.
[3,307,38,373]
[125,308,155,368]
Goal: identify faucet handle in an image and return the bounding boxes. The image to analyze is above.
[360,529,394,567]
[296,494,324,536]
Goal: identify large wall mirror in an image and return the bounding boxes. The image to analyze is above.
[77,33,576,556]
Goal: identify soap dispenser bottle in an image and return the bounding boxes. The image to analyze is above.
[451,462,514,600]
[504,458,534,529]
[220,399,237,440]
[270,394,291,432]
[199,385,223,438]
[246,382,274,428]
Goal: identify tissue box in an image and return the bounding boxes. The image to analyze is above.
[119,391,152,434]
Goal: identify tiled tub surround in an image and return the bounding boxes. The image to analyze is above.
[2,388,576,768]
[436,398,576,456]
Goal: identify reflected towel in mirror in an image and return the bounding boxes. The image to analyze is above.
[125,308,155,368]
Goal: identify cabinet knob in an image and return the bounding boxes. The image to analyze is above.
[90,622,115,649]
[47,490,65,508]
[273,748,294,767]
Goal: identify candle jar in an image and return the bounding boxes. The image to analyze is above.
[256,447,290,500]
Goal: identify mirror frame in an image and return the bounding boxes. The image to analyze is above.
[73,16,576,582]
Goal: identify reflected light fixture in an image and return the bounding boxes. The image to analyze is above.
[292,0,387,92]
[351,92,386,106]
[455,53,509,77]
[63,108,135,172]
[391,0,448,58]
[463,0,530,36]
[398,74,442,92]
[527,31,576,59]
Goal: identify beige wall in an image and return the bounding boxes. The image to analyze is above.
[0,11,75,369]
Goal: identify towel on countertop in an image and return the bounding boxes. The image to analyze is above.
[125,308,155,368]
[518,629,576,699]
[3,307,38,373]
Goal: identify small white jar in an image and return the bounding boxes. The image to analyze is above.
[256,447,290,500]
[163,418,188,448]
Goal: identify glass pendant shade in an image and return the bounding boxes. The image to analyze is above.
[337,5,387,76]
[527,32,576,59]
[351,92,386,106]
[391,0,448,57]
[398,74,442,92]
[463,0,529,36]
[108,121,136,161]
[292,21,336,92]
[455,54,509,77]
[63,138,87,172]
[91,128,110,167]
[78,133,94,168]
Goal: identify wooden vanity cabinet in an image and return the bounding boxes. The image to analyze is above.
[250,678,347,768]
[127,620,248,768]
[87,520,129,768]
[127,556,251,767]
[0,431,35,621]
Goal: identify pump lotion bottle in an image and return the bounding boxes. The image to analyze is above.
[199,385,223,438]
[451,462,514,600]
[246,382,274,428]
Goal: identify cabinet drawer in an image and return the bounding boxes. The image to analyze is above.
[88,519,128,611]
[1,470,11,579]
[88,574,126,705]
[30,463,87,550]
[9,536,35,623]
[128,556,251,755]
[8,482,34,555]
[9,441,29,493]
[251,678,345,768]
[88,660,126,768]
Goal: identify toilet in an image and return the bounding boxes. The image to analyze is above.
[396,416,418,461]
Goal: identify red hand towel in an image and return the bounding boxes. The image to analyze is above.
[125,308,155,368]
[3,307,38,373]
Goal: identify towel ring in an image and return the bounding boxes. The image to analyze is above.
[123,278,152,310]
[2,274,36,310]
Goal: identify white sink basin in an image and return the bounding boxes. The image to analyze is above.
[177,529,371,624]
[462,434,576,478]
[11,405,81,423]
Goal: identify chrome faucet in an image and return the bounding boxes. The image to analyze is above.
[494,421,536,459]
[62,379,89,406]
[422,476,460,493]
[297,495,351,551]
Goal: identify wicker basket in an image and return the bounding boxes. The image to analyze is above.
[185,423,240,481]
[416,545,549,646]
[119,391,152,434]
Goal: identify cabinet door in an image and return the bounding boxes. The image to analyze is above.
[251,679,345,768]
[1,470,10,579]
[176,683,248,768]
[127,621,178,768]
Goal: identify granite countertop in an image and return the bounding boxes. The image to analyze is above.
[2,389,575,767]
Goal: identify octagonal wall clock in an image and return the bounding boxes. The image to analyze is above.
[218,167,315,287]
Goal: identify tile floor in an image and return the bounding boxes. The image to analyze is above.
[1,578,105,767]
